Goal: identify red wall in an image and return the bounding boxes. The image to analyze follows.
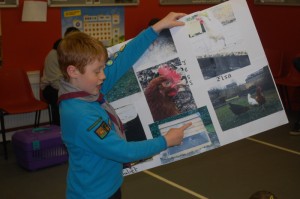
[2,0,300,71]
[1,0,300,109]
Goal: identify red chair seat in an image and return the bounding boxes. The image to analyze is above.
[275,56,300,87]
[0,67,48,160]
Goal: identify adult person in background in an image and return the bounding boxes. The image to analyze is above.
[40,27,80,125]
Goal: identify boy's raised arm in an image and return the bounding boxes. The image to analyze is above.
[151,12,186,33]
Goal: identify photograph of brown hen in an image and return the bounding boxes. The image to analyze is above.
[144,65,182,121]
[255,86,266,109]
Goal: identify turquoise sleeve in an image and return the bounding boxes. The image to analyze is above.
[101,27,158,94]
[77,113,168,163]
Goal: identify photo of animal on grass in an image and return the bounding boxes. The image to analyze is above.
[208,66,284,131]
[136,57,197,122]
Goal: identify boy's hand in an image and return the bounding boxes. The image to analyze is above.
[164,122,192,147]
[152,12,187,33]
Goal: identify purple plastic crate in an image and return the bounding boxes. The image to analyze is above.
[12,125,68,171]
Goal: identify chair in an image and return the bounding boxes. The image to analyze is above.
[275,53,300,110]
[264,48,284,78]
[0,67,49,160]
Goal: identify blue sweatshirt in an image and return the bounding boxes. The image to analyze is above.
[59,27,168,199]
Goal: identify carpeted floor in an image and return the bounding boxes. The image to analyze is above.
[0,111,299,199]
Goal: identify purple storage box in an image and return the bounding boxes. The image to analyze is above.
[12,125,68,171]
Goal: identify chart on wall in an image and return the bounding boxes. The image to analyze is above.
[61,7,124,47]
[107,0,288,175]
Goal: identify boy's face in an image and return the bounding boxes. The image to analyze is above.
[71,59,106,95]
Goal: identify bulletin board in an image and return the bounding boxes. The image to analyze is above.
[61,7,125,47]
[48,0,138,7]
[0,0,18,7]
[160,0,226,5]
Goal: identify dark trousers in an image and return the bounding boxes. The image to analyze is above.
[42,85,60,126]
[109,188,122,199]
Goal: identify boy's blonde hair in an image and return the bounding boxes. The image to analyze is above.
[57,32,108,81]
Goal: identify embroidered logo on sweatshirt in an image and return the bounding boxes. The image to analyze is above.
[95,122,111,139]
[87,117,103,132]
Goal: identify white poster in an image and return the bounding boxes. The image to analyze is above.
[106,0,288,175]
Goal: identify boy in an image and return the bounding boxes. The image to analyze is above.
[57,12,191,199]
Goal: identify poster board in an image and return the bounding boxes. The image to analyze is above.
[106,0,288,175]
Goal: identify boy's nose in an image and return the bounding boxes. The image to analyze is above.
[100,73,106,80]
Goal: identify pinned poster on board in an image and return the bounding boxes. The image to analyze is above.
[106,0,288,175]
[61,7,125,47]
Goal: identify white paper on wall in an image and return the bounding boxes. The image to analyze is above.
[106,0,288,176]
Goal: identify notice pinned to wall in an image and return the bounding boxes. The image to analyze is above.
[61,7,124,47]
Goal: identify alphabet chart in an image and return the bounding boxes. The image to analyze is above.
[61,7,124,47]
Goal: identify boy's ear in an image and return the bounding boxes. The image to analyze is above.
[67,65,80,78]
